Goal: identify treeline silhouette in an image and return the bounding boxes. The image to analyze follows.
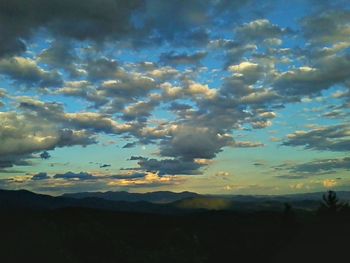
[0,190,349,263]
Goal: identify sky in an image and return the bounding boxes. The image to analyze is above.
[0,0,349,195]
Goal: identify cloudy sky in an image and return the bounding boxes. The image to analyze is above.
[0,0,349,195]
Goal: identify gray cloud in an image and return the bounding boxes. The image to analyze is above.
[85,58,119,81]
[225,43,257,66]
[0,0,143,57]
[55,81,107,107]
[135,158,204,176]
[277,157,350,178]
[121,99,159,122]
[110,172,147,180]
[0,0,263,58]
[291,157,350,175]
[0,156,31,169]
[38,40,81,77]
[122,142,137,149]
[271,10,350,98]
[282,124,350,152]
[53,171,95,180]
[159,51,207,66]
[40,151,51,160]
[56,129,97,147]
[301,10,350,45]
[96,71,157,113]
[31,172,50,180]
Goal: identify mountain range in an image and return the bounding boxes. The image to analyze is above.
[1,189,350,213]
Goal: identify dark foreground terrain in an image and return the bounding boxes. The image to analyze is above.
[1,190,350,263]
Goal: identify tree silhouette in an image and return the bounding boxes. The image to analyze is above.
[318,190,348,215]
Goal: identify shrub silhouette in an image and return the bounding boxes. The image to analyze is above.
[282,203,295,223]
[280,202,299,235]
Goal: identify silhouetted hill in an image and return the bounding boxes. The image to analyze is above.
[0,189,65,210]
[62,190,199,203]
[0,189,177,213]
[218,191,350,202]
[63,190,350,211]
[173,196,322,211]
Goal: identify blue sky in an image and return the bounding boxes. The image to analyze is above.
[0,0,349,195]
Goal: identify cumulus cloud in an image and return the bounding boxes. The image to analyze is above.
[251,120,272,129]
[0,90,6,108]
[235,19,291,43]
[259,112,276,119]
[159,125,233,160]
[0,89,7,98]
[126,155,205,176]
[274,58,350,96]
[96,71,157,113]
[240,89,280,105]
[210,40,257,66]
[185,82,217,99]
[18,98,131,134]
[0,57,62,88]
[55,81,108,108]
[228,61,266,86]
[0,111,95,157]
[99,75,153,99]
[122,99,159,122]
